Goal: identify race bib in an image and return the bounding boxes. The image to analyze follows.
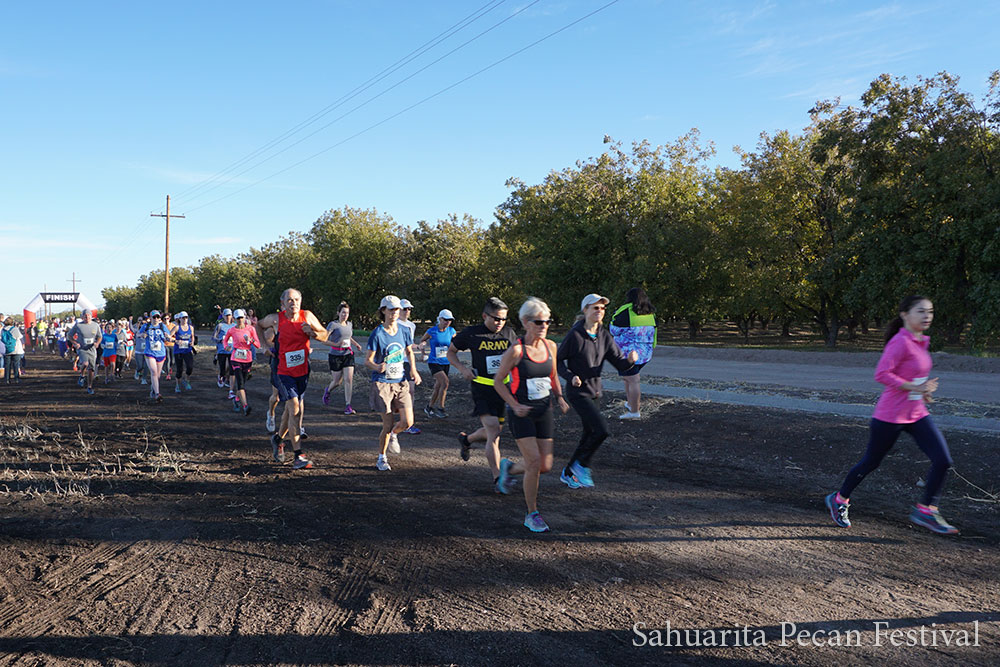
[233,348,251,362]
[176,340,190,349]
[526,377,551,401]
[104,341,114,350]
[285,349,306,368]
[150,340,163,352]
[83,337,94,345]
[485,354,503,375]
[908,377,928,401]
[385,361,404,381]
[435,345,448,360]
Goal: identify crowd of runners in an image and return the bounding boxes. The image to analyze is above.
[1,290,960,537]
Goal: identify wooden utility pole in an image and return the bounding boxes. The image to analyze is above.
[66,273,81,316]
[151,196,185,315]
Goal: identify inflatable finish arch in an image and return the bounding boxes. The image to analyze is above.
[23,292,98,346]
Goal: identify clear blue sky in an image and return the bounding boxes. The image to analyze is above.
[2,1,997,316]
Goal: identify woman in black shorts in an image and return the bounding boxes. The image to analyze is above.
[321,302,363,414]
[493,297,569,533]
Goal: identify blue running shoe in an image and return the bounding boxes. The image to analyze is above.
[404,426,421,434]
[570,461,594,488]
[496,458,513,495]
[560,468,582,489]
[523,511,549,533]
[77,377,85,387]
[909,506,958,535]
[825,492,851,528]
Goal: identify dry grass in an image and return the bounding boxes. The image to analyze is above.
[0,416,189,497]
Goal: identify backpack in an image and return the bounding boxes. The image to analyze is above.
[1,327,16,352]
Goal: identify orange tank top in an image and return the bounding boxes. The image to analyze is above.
[277,310,312,377]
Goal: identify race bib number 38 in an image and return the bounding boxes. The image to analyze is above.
[485,354,503,376]
[285,349,306,368]
[526,377,551,401]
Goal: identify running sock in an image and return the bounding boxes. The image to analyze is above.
[835,492,849,504]
[294,450,303,457]
[916,504,934,515]
[460,433,470,447]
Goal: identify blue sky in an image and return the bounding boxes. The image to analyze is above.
[2,1,997,316]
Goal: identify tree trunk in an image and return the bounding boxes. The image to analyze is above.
[687,320,700,340]
[825,317,840,348]
[781,319,792,338]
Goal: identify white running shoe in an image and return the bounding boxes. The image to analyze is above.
[619,411,641,420]
[388,432,400,454]
[265,412,276,433]
[376,454,391,471]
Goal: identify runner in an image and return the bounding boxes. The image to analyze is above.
[825,295,957,535]
[419,309,456,418]
[133,315,149,384]
[139,310,173,402]
[213,308,236,392]
[365,295,421,471]
[1,317,23,384]
[493,297,570,533]
[114,320,128,378]
[320,301,363,414]
[122,318,135,370]
[163,312,177,381]
[261,322,281,434]
[254,289,327,470]
[223,309,261,415]
[609,287,656,419]
[556,294,638,489]
[447,297,518,488]
[172,312,196,392]
[99,321,118,384]
[397,299,420,434]
[56,320,69,360]
[67,311,102,394]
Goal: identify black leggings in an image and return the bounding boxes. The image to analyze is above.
[839,416,953,507]
[175,353,193,377]
[231,361,252,391]
[217,353,230,379]
[115,356,125,375]
[567,395,609,469]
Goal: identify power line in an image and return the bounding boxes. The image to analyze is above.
[183,0,623,215]
[171,0,509,206]
[174,0,541,211]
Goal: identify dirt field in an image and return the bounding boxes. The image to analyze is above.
[1,354,998,666]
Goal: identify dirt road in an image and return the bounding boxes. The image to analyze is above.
[0,354,998,665]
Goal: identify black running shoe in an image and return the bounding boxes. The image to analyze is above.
[458,433,471,461]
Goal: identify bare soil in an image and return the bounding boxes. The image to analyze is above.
[1,354,998,666]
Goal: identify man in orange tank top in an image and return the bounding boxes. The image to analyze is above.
[255,288,328,469]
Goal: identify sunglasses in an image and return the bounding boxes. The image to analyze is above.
[485,314,507,323]
[531,319,553,326]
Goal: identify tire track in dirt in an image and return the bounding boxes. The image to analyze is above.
[0,539,179,638]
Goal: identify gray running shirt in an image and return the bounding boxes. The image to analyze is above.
[69,321,102,350]
[326,321,354,355]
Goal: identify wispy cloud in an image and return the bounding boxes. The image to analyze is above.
[0,223,33,232]
[0,236,101,249]
[714,1,777,35]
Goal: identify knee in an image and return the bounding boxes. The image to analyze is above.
[539,461,552,474]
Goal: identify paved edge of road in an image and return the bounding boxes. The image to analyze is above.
[602,380,1000,435]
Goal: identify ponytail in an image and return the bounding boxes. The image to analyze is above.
[884,295,928,343]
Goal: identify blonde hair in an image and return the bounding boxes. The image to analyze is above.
[518,297,550,324]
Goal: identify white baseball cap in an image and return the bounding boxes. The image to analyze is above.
[222,308,233,317]
[580,293,609,310]
[176,311,188,320]
[233,309,246,319]
[400,298,413,309]
[380,295,402,309]
[438,309,454,320]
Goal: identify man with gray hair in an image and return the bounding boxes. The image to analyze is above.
[255,288,328,470]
